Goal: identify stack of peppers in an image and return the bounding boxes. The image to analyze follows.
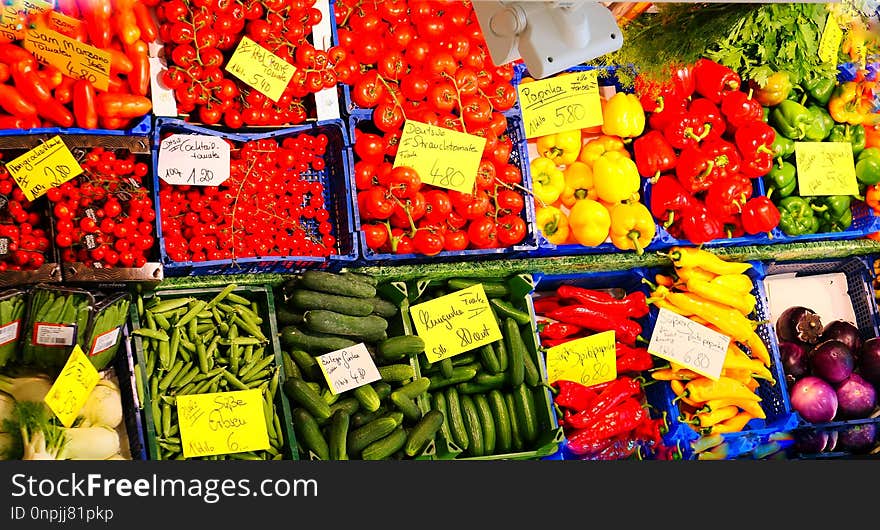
[645,247,777,444]
[633,59,782,244]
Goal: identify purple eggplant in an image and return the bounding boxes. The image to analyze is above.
[820,320,863,358]
[776,306,823,345]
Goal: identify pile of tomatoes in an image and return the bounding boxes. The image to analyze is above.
[156,0,345,127]
[337,0,530,256]
[46,147,155,269]
[0,156,51,271]
[158,132,337,263]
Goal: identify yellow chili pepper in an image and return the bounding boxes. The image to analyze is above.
[559,161,597,208]
[669,379,701,407]
[536,130,582,166]
[683,375,761,403]
[578,134,629,166]
[567,199,610,247]
[665,292,755,342]
[674,266,716,284]
[601,92,646,138]
[530,156,565,205]
[654,274,675,288]
[684,278,757,316]
[700,398,766,420]
[593,150,641,204]
[724,344,775,382]
[691,433,725,453]
[702,411,754,435]
[534,205,570,246]
[688,405,739,428]
[710,274,754,294]
[696,441,729,459]
[744,331,772,367]
[667,247,752,276]
[721,367,757,386]
[607,201,655,255]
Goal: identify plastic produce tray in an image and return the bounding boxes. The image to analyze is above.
[129,285,298,460]
[151,118,357,276]
[788,417,880,460]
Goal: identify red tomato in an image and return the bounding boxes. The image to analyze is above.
[467,217,498,249]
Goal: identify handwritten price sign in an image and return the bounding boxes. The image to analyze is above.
[44,345,100,428]
[177,389,270,458]
[318,343,381,395]
[410,284,503,363]
[818,13,844,63]
[6,136,83,201]
[795,142,858,196]
[394,120,486,194]
[225,36,295,103]
[647,308,730,381]
[545,331,617,387]
[518,70,603,138]
[157,134,231,187]
[24,26,111,91]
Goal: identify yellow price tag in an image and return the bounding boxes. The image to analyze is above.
[410,284,503,363]
[518,70,603,138]
[544,331,617,387]
[47,11,84,36]
[225,36,296,103]
[10,0,53,15]
[177,389,271,458]
[24,26,111,91]
[393,120,486,194]
[44,345,100,428]
[5,136,83,201]
[818,13,844,63]
[795,142,859,196]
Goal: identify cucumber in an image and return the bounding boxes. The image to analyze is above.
[281,351,301,380]
[444,387,469,451]
[350,406,387,429]
[288,349,323,381]
[341,271,378,287]
[378,363,414,382]
[513,383,538,445]
[290,289,375,317]
[347,415,401,456]
[361,426,407,460]
[488,390,512,454]
[292,408,330,460]
[327,397,361,418]
[439,358,454,379]
[446,278,509,298]
[283,378,331,420]
[504,318,525,388]
[473,394,496,456]
[276,306,303,326]
[457,373,506,394]
[299,270,377,299]
[493,339,509,372]
[397,377,431,399]
[303,310,388,341]
[328,410,350,460]
[505,393,524,451]
[490,298,531,325]
[368,296,399,318]
[427,366,478,391]
[431,392,454,448]
[373,381,393,400]
[353,384,381,412]
[280,326,358,354]
[404,410,444,457]
[452,353,478,366]
[459,394,485,457]
[377,335,425,362]
[522,341,541,388]
[390,390,422,423]
[478,344,501,374]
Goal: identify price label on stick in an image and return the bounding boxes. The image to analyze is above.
[647,308,730,381]
[410,284,503,363]
[394,120,486,194]
[24,26,111,91]
[157,134,231,186]
[318,343,381,395]
[518,70,603,138]
[44,345,100,428]
[818,13,844,63]
[545,331,617,387]
[6,136,83,201]
[177,389,270,458]
[225,36,295,103]
[795,142,858,196]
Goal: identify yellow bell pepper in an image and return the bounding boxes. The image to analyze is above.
[593,150,641,204]
[578,134,629,166]
[567,199,610,247]
[530,156,565,205]
[601,92,645,138]
[534,205,570,245]
[607,201,655,255]
[560,161,597,208]
[536,130,582,166]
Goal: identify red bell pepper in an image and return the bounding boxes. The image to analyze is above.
[566,398,648,454]
[688,98,726,141]
[556,285,649,319]
[650,175,694,228]
[718,212,746,239]
[705,175,752,219]
[741,196,781,235]
[702,138,742,180]
[669,63,696,99]
[662,110,711,150]
[648,93,689,131]
[553,380,598,411]
[680,202,724,244]
[565,377,643,428]
[692,58,741,104]
[720,89,764,129]
[539,321,583,340]
[633,130,678,179]
[675,146,715,194]
[734,121,776,156]
[546,306,643,346]
[616,346,654,373]
[740,149,774,178]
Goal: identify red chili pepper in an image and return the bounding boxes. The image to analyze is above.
[532,296,562,315]
[566,398,648,453]
[734,121,776,156]
[680,202,724,244]
[546,306,643,346]
[541,337,587,348]
[633,130,677,179]
[740,149,774,178]
[556,285,648,319]
[566,432,617,456]
[540,321,583,340]
[616,346,654,373]
[662,110,711,150]
[705,175,752,219]
[565,377,643,428]
[741,196,781,235]
[720,89,764,129]
[553,380,598,411]
[650,175,694,229]
[688,98,726,141]
[693,58,741,104]
[633,415,666,447]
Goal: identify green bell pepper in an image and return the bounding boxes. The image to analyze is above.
[828,124,867,157]
[819,208,853,232]
[764,160,797,199]
[804,105,834,141]
[769,100,812,140]
[770,127,796,159]
[812,195,854,232]
[803,77,837,106]
[856,147,880,186]
[778,196,820,235]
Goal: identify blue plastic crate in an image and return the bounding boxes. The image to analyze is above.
[151,117,357,276]
[0,114,153,138]
[789,417,880,459]
[513,63,634,95]
[770,199,880,244]
[349,111,538,265]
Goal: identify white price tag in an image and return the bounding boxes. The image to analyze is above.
[0,319,20,346]
[647,308,730,381]
[149,56,179,118]
[157,134,231,187]
[89,326,121,356]
[317,343,381,395]
[34,323,76,347]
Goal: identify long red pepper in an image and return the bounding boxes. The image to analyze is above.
[556,285,649,318]
[546,306,643,345]
[553,380,598,411]
[565,377,643,429]
[616,347,654,373]
[539,321,583,340]
[532,296,562,314]
[566,398,648,454]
